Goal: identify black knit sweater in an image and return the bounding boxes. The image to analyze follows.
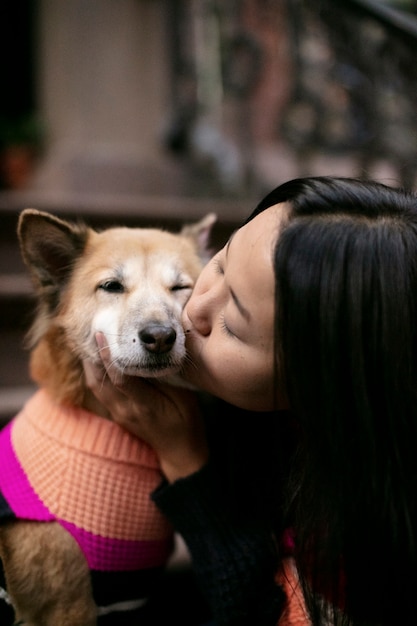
[152,462,285,626]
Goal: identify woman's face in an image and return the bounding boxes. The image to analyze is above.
[182,204,289,411]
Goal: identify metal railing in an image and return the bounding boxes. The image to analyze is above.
[281,0,417,186]
[166,0,417,192]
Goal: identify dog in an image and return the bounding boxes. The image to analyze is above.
[0,208,216,626]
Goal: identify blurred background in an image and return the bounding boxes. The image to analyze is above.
[1,2,417,622]
[1,0,417,420]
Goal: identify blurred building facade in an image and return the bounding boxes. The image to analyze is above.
[0,0,293,203]
[2,0,417,206]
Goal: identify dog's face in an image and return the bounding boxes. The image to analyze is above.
[18,210,216,380]
[63,226,209,377]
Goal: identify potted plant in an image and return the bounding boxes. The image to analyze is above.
[0,113,43,190]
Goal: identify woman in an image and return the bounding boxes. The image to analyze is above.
[85,176,417,626]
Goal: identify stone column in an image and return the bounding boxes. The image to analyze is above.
[34,0,186,195]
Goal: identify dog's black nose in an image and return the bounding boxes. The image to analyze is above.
[139,325,177,354]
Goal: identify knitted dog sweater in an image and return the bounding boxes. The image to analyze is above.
[0,389,174,622]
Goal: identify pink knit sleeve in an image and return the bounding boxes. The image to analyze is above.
[275,558,311,626]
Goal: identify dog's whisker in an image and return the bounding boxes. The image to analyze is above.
[95,340,120,360]
[109,356,120,370]
[179,353,198,374]
[184,352,197,367]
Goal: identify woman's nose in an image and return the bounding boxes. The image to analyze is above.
[185,291,213,336]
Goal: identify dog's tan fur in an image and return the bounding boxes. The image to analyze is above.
[0,209,215,625]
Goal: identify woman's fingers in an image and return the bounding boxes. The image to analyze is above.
[83,331,209,481]
[95,331,124,386]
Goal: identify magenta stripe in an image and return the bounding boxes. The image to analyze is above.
[61,520,174,571]
[0,422,54,521]
[0,422,173,572]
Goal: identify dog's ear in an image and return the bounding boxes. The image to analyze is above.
[180,212,217,264]
[18,209,89,290]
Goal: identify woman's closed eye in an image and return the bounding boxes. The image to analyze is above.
[212,255,225,276]
[219,312,237,338]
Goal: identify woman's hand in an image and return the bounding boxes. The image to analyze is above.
[83,333,209,482]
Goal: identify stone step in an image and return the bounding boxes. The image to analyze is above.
[0,384,36,426]
[0,273,32,297]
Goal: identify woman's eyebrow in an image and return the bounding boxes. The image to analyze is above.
[225,233,251,322]
[231,289,251,321]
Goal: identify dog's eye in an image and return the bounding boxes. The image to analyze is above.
[99,280,124,293]
[171,284,192,292]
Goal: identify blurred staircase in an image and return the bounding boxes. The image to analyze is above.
[0,209,35,425]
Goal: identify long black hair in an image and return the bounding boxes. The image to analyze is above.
[248,177,417,625]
